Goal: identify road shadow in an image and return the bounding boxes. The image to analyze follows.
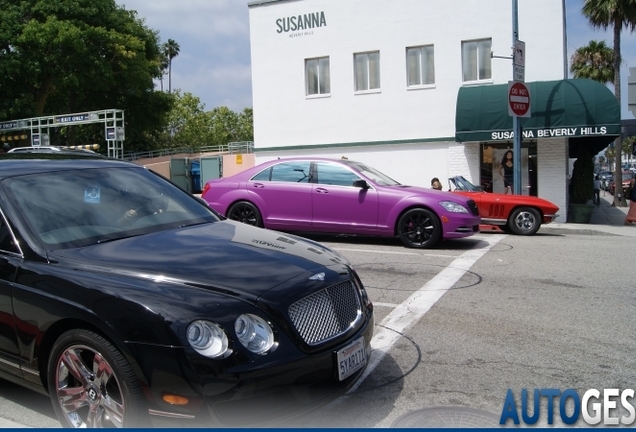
[282,326,416,427]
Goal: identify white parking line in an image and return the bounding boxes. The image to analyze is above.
[334,247,421,256]
[348,234,506,393]
[372,302,401,308]
[334,247,458,259]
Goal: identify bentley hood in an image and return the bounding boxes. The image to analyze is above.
[49,220,349,298]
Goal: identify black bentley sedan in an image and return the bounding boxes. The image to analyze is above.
[0,150,374,427]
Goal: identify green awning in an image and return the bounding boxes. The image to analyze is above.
[455,79,620,157]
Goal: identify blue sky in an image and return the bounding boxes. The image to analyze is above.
[116,0,636,118]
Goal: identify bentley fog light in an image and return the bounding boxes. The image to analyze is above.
[439,201,469,213]
[235,314,274,354]
[187,320,228,358]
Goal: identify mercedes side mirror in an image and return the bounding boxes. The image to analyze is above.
[353,179,370,190]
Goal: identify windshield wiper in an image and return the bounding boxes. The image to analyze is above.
[96,233,146,244]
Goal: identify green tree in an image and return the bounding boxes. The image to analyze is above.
[163,90,211,149]
[158,92,254,150]
[570,40,615,82]
[207,107,255,146]
[605,145,616,167]
[0,0,173,151]
[582,0,636,206]
[236,108,254,142]
[598,154,606,167]
[623,135,636,159]
[158,51,170,92]
[162,38,180,93]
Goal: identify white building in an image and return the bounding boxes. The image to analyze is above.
[248,0,620,221]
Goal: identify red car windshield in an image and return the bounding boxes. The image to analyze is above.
[449,176,482,192]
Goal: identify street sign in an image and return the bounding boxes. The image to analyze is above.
[514,40,525,66]
[508,81,531,117]
[514,65,525,82]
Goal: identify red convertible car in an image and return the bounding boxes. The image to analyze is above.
[449,176,559,235]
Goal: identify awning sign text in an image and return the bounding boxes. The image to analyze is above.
[491,126,607,141]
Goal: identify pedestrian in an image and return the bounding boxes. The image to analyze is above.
[431,177,443,190]
[625,178,636,225]
[498,150,514,194]
[593,175,601,206]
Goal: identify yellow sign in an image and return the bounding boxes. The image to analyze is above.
[236,154,243,164]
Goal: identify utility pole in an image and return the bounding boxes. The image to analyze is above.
[512,0,522,195]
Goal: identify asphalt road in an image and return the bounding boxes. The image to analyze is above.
[1,227,634,428]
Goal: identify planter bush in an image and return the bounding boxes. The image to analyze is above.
[568,149,594,223]
[569,150,594,205]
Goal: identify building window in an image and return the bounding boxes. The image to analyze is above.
[354,51,380,92]
[462,39,492,82]
[406,45,435,87]
[305,57,330,96]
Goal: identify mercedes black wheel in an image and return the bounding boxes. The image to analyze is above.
[397,208,441,248]
[227,201,263,227]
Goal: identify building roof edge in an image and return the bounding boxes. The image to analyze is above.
[248,0,303,8]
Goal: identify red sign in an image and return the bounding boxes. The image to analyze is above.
[508,81,531,117]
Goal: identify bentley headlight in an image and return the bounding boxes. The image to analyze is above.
[187,320,228,358]
[439,201,469,213]
[235,314,274,354]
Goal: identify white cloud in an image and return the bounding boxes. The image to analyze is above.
[120,0,250,39]
[117,0,253,112]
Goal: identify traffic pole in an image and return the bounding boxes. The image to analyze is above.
[512,0,522,195]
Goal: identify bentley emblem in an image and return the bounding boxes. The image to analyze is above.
[309,272,325,281]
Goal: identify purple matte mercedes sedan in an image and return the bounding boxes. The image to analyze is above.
[201,157,481,248]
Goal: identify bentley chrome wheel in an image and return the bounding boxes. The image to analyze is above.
[48,330,144,428]
[54,344,125,428]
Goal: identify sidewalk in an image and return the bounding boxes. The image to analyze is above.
[539,192,635,237]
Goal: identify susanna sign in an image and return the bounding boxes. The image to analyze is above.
[276,11,326,34]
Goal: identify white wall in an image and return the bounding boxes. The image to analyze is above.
[255,141,454,188]
[538,138,568,222]
[248,0,565,149]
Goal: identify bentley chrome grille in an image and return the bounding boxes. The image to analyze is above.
[288,280,362,346]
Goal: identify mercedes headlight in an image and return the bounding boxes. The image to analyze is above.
[235,314,274,354]
[187,320,229,358]
[439,201,469,213]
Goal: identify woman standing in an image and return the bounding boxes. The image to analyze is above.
[625,178,636,225]
[498,150,514,194]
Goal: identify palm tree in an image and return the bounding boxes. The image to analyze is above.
[570,40,614,82]
[158,51,170,92]
[582,0,636,206]
[162,39,180,93]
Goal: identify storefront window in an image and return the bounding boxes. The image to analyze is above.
[480,143,537,196]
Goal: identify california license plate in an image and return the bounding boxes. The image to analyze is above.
[336,337,367,381]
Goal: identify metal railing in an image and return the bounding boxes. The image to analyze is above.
[122,141,254,161]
